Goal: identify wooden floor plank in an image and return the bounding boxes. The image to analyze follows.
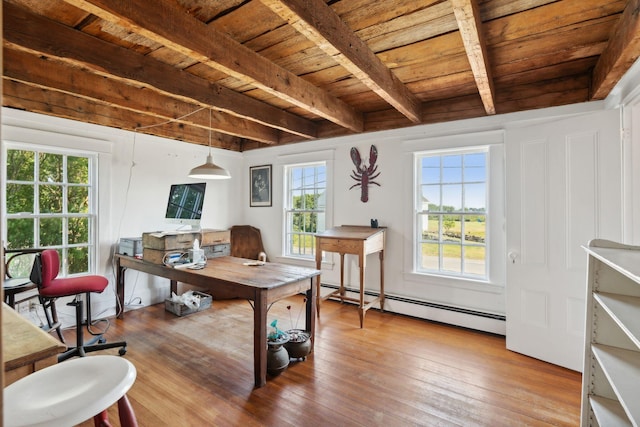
[66,295,581,426]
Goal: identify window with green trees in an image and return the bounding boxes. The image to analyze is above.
[284,162,326,258]
[4,147,96,277]
[416,148,487,279]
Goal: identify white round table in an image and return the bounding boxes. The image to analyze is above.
[4,355,136,427]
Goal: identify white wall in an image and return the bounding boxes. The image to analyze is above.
[1,109,243,323]
[1,93,630,333]
[243,101,610,334]
[106,130,243,310]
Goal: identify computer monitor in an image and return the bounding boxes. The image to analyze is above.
[164,182,206,228]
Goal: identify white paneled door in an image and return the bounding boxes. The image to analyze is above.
[505,109,622,371]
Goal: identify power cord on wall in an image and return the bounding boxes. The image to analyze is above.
[109,106,208,315]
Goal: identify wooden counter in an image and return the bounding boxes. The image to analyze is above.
[3,303,66,386]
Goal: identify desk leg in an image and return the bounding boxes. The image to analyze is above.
[116,261,125,320]
[315,248,322,318]
[339,253,346,298]
[306,276,317,352]
[358,252,366,328]
[253,290,268,388]
[379,250,385,312]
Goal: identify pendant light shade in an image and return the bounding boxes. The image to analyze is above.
[188,154,230,179]
[188,108,231,180]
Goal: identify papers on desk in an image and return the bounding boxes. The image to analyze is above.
[243,252,267,266]
[243,261,265,266]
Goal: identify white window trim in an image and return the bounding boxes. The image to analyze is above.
[402,130,506,293]
[414,145,490,279]
[282,161,327,261]
[3,142,99,275]
[276,150,334,266]
[2,121,112,276]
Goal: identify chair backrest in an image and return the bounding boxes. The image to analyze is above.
[38,249,60,289]
[230,225,267,260]
[4,248,42,279]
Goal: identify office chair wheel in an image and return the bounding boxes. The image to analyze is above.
[119,346,127,356]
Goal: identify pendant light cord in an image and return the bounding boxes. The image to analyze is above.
[208,107,212,155]
[134,106,207,131]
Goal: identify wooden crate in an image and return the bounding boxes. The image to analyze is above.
[142,248,179,265]
[164,291,212,317]
[143,244,230,264]
[204,243,230,259]
[200,229,230,246]
[142,229,230,251]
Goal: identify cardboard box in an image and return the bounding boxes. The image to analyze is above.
[142,229,230,251]
[164,291,212,317]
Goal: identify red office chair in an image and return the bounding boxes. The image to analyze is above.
[34,249,127,362]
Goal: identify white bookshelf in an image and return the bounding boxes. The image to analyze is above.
[582,239,640,426]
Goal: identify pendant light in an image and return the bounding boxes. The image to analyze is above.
[188,108,231,180]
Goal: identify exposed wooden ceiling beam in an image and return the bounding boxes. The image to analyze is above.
[3,1,317,141]
[451,0,496,115]
[3,48,280,144]
[591,0,640,99]
[259,0,422,124]
[3,80,243,150]
[61,0,364,133]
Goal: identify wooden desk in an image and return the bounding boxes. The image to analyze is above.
[3,303,66,386]
[115,255,319,387]
[315,226,386,328]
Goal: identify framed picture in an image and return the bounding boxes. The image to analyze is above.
[250,165,272,207]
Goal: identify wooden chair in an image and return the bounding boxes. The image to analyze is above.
[230,225,268,261]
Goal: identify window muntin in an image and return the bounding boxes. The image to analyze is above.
[4,148,96,276]
[416,148,488,279]
[284,162,326,259]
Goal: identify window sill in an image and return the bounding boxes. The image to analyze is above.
[403,271,504,294]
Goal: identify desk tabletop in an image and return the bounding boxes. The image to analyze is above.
[117,255,320,290]
[189,256,320,289]
[3,303,66,371]
[315,225,385,240]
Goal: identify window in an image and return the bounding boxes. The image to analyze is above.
[415,148,487,279]
[3,147,97,276]
[284,162,326,259]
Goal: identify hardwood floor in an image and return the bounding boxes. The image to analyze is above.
[73,296,582,426]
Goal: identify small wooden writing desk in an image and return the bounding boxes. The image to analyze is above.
[115,255,320,387]
[315,225,386,328]
[3,303,66,386]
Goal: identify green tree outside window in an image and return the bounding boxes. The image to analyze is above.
[4,148,95,276]
[285,163,326,258]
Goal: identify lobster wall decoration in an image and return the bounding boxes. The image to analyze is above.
[349,145,381,203]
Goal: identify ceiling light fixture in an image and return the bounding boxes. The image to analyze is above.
[188,108,231,180]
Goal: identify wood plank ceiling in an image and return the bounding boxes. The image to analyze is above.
[3,0,640,151]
